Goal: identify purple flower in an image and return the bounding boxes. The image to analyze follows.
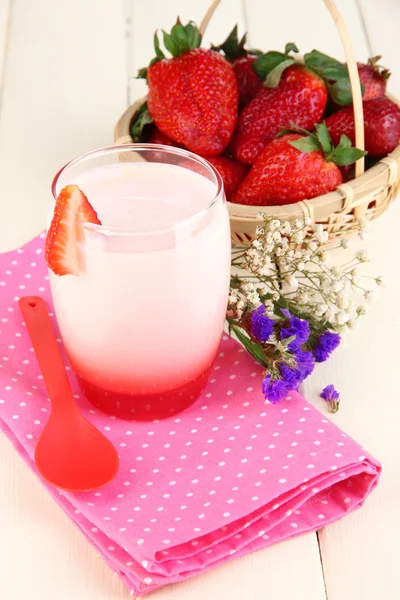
[294,349,315,380]
[320,384,340,413]
[280,311,310,349]
[279,349,315,390]
[262,375,290,404]
[312,331,341,363]
[250,305,274,343]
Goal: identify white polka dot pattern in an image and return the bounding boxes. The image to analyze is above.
[0,235,381,596]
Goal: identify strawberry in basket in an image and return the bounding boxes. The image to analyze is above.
[207,156,248,200]
[230,44,329,165]
[325,97,400,157]
[232,124,366,206]
[304,49,390,105]
[211,25,263,107]
[357,56,391,100]
[137,20,238,156]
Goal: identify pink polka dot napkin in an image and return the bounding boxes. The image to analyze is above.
[0,235,381,597]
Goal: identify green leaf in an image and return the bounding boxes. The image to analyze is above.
[264,58,296,88]
[231,325,266,367]
[162,30,179,56]
[154,31,165,59]
[130,102,154,141]
[284,42,299,54]
[253,51,290,80]
[289,136,321,153]
[162,21,201,57]
[211,24,247,60]
[327,78,353,105]
[337,134,352,149]
[136,66,148,80]
[315,123,332,153]
[304,49,346,80]
[171,23,191,55]
[328,147,367,166]
[186,21,202,49]
[320,64,349,81]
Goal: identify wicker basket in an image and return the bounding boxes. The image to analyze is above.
[114,0,400,245]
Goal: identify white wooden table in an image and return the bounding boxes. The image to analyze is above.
[1,1,399,598]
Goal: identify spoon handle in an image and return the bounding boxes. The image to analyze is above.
[19,296,74,410]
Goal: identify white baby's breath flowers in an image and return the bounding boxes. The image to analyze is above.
[228,216,379,332]
[356,249,369,263]
[315,303,328,317]
[340,238,350,249]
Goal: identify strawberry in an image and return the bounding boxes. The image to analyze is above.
[232,124,366,206]
[45,185,101,276]
[139,20,238,156]
[212,25,263,106]
[130,102,181,146]
[357,56,390,100]
[304,50,390,106]
[325,97,400,157]
[232,56,263,107]
[230,45,328,164]
[207,156,248,200]
[148,127,180,146]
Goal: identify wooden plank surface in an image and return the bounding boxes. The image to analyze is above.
[304,4,400,599]
[0,0,11,97]
[0,0,399,599]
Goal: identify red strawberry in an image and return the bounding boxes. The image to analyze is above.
[231,64,328,165]
[207,156,248,200]
[232,55,263,106]
[140,21,238,156]
[45,185,101,276]
[303,50,390,107]
[325,97,400,157]
[212,26,262,106]
[357,57,390,100]
[232,124,365,206]
[148,127,180,147]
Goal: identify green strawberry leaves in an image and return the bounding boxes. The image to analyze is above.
[211,25,247,60]
[328,135,366,166]
[303,49,364,105]
[211,24,262,67]
[163,20,202,57]
[287,136,320,153]
[315,122,332,153]
[137,19,202,78]
[253,43,299,88]
[303,50,348,80]
[281,123,367,166]
[130,101,154,141]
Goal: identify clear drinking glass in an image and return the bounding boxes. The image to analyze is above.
[49,144,231,420]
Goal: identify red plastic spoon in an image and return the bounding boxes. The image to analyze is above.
[19,296,119,492]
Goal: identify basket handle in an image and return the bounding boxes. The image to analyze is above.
[200,0,365,178]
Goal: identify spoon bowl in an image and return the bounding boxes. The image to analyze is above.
[20,296,119,492]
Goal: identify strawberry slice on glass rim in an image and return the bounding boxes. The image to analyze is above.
[45,184,101,276]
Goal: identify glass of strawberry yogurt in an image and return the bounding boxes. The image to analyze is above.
[47,144,231,420]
